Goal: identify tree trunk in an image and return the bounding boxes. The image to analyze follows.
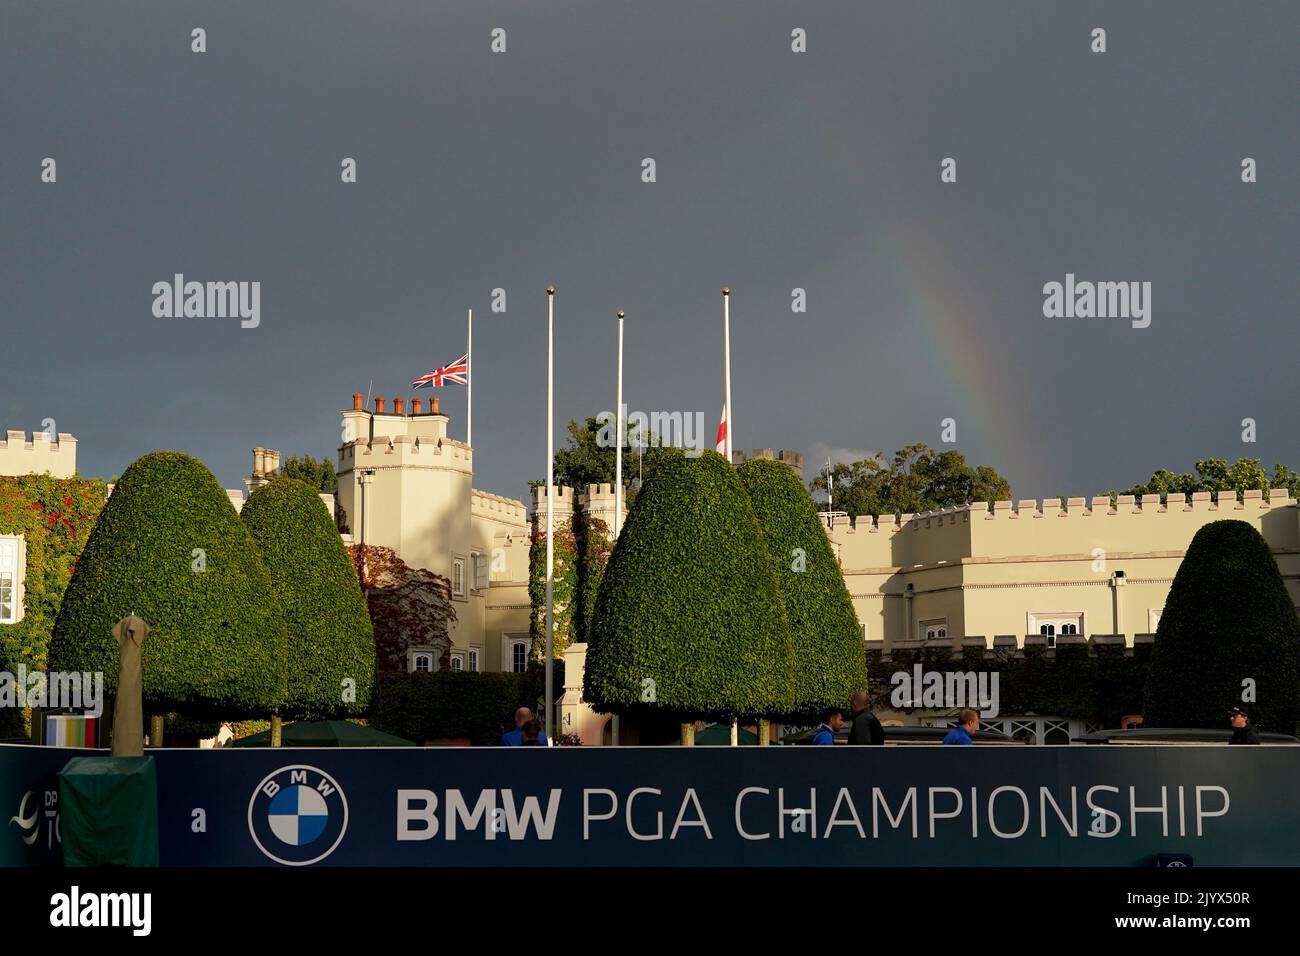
[149,714,163,748]
[270,713,283,748]
[730,719,738,746]
[758,718,770,746]
[680,722,694,746]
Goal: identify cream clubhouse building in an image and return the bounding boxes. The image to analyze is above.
[4,405,1298,744]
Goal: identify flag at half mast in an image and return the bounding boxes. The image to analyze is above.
[411,354,469,389]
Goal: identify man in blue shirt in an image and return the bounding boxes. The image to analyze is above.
[943,709,979,745]
[811,708,844,745]
[500,707,549,746]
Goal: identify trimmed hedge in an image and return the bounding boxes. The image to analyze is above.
[869,643,1151,727]
[370,665,562,746]
[241,477,376,718]
[738,459,866,719]
[1144,519,1300,733]
[48,452,288,718]
[585,450,795,721]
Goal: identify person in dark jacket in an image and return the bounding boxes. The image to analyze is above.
[811,708,844,745]
[501,707,549,746]
[942,709,979,745]
[1228,707,1260,745]
[847,691,885,745]
[520,719,545,746]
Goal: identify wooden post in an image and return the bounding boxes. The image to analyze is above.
[149,714,163,748]
[270,713,283,748]
[758,718,770,746]
[680,722,695,746]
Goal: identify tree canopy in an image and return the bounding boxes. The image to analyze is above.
[531,416,671,503]
[1143,519,1300,733]
[738,458,866,719]
[585,450,794,721]
[1117,458,1300,502]
[48,451,287,718]
[241,477,376,718]
[808,443,1011,520]
[280,454,339,492]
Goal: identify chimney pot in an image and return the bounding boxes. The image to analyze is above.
[412,398,422,415]
[430,397,440,415]
[375,396,386,414]
[394,398,404,416]
[352,393,363,411]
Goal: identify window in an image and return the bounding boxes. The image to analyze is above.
[920,618,948,641]
[1028,612,1083,646]
[468,647,480,672]
[412,653,432,673]
[0,537,22,625]
[512,641,527,674]
[452,557,465,598]
[472,552,489,591]
[1148,608,1164,632]
[450,653,464,672]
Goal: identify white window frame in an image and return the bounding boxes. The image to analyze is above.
[450,651,465,672]
[451,555,466,598]
[468,647,481,673]
[472,552,489,591]
[0,536,26,625]
[919,617,948,641]
[501,634,529,674]
[1027,612,1084,645]
[411,652,433,673]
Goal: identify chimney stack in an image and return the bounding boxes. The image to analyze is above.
[352,393,363,411]
[375,396,386,414]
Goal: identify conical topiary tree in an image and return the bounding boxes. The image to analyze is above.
[737,458,866,721]
[1143,518,1300,733]
[48,452,288,720]
[584,450,794,736]
[241,477,376,719]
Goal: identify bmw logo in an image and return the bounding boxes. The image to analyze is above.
[247,765,348,866]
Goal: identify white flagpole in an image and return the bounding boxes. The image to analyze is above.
[723,287,732,463]
[613,309,624,747]
[545,286,555,742]
[467,308,473,448]
[723,286,737,747]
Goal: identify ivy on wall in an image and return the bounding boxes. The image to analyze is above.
[0,474,107,672]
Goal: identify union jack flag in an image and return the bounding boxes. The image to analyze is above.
[411,354,469,389]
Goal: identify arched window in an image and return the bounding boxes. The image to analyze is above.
[512,641,527,673]
[1039,623,1056,636]
[413,653,432,672]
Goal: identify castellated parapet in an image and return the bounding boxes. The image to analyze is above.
[730,447,804,479]
[828,490,1300,575]
[531,485,576,533]
[0,430,77,478]
[472,489,527,524]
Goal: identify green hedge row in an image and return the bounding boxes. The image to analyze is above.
[369,665,563,746]
[868,643,1151,727]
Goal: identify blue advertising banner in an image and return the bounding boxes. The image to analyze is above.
[2,743,1296,867]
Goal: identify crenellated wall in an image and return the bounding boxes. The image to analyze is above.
[827,492,1300,651]
[0,430,77,479]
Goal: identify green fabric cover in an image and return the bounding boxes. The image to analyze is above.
[58,756,159,867]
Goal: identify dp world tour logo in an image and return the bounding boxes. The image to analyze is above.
[247,765,348,866]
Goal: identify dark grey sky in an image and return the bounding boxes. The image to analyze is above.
[4,2,1297,504]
